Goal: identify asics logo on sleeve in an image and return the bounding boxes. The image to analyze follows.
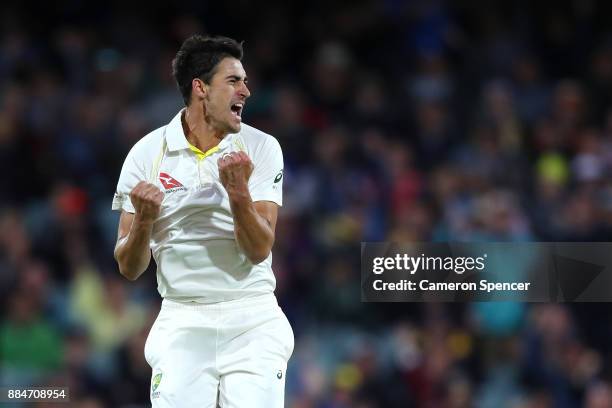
[274,170,283,183]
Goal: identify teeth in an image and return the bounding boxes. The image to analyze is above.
[231,103,244,118]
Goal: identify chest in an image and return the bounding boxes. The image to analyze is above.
[159,153,220,189]
[155,151,230,213]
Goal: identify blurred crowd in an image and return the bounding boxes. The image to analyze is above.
[3,0,612,407]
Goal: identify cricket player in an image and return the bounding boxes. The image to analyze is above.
[112,35,293,407]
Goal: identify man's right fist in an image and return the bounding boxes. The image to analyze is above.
[130,181,164,221]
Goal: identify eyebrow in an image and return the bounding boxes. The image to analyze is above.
[226,75,248,82]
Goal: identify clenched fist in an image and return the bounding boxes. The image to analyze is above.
[218,151,254,192]
[130,181,164,222]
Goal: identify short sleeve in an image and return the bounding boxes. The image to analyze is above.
[249,137,283,206]
[111,146,147,213]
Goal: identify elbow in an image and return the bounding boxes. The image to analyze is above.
[247,250,270,265]
[115,255,143,281]
[118,263,141,281]
[113,241,149,281]
[120,268,141,281]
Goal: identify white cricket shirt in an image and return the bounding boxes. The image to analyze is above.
[112,109,284,303]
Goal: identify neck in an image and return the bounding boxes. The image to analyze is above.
[182,103,226,152]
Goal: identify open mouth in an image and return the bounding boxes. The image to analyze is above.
[230,102,244,120]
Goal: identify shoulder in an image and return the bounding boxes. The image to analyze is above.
[238,123,282,155]
[126,125,167,161]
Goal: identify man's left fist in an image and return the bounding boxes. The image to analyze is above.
[218,151,254,190]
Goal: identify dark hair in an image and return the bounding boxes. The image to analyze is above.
[172,35,244,105]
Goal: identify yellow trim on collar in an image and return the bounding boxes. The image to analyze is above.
[188,143,220,161]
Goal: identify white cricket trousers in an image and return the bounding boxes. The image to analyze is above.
[144,293,294,407]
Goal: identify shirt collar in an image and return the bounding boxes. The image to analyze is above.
[165,109,189,151]
[165,108,237,153]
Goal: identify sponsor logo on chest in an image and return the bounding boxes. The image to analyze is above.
[159,172,187,193]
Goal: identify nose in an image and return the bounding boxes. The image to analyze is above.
[239,82,251,99]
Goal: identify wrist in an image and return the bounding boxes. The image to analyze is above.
[226,183,251,204]
[133,213,156,228]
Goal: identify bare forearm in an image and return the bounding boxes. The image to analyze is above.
[229,189,274,264]
[114,217,153,280]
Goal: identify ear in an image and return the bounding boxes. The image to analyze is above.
[192,78,207,100]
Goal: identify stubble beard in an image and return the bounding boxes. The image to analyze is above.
[203,94,239,135]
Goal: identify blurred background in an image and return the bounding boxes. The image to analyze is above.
[2,0,612,407]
